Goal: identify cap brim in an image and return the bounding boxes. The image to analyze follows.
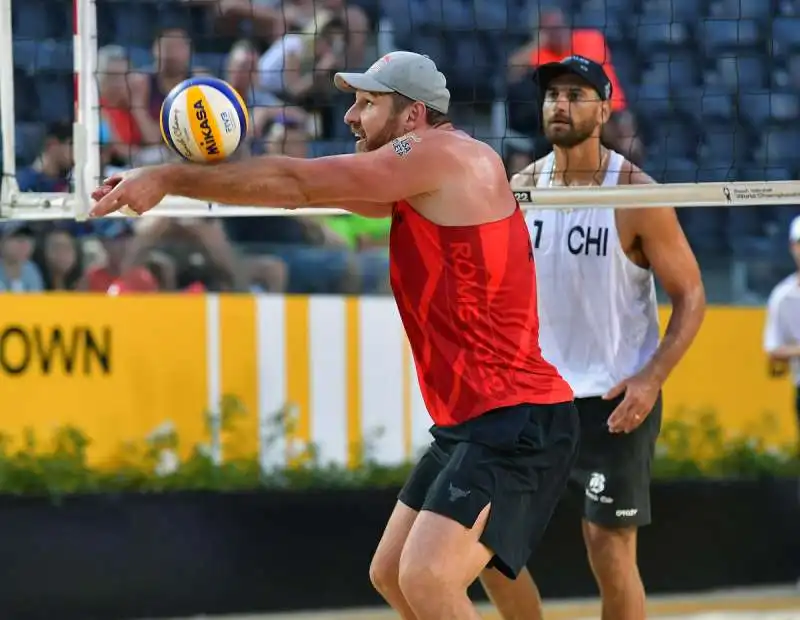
[333,72,395,94]
[534,62,589,93]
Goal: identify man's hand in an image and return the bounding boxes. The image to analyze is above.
[603,372,661,434]
[90,167,170,217]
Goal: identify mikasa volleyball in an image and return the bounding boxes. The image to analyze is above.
[160,76,249,163]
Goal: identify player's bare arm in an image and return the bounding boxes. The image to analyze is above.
[509,159,543,190]
[606,165,706,433]
[89,131,448,218]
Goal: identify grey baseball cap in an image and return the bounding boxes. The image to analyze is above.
[334,51,450,114]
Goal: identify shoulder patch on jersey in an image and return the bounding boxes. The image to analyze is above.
[391,132,422,158]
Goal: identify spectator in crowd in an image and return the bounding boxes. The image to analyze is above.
[181,0,283,41]
[138,28,195,140]
[98,45,166,167]
[224,117,359,293]
[324,214,390,293]
[80,220,155,292]
[0,224,45,293]
[32,227,84,291]
[506,7,642,163]
[763,215,800,434]
[257,12,349,136]
[16,121,73,194]
[225,39,308,142]
[126,217,257,292]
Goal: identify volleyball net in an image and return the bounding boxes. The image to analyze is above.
[3,0,800,220]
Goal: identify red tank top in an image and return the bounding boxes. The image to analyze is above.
[390,200,573,427]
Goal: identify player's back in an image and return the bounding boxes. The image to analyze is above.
[390,197,573,428]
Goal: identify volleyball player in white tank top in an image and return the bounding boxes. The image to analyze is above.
[481,56,706,620]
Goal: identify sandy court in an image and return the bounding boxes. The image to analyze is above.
[146,585,800,620]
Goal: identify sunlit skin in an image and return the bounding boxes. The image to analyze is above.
[792,240,800,269]
[344,91,423,152]
[542,74,609,149]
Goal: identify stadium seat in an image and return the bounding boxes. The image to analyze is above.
[473,0,511,32]
[193,53,227,77]
[628,81,674,121]
[109,1,158,47]
[672,87,734,125]
[645,157,698,183]
[13,70,39,123]
[772,17,800,57]
[12,0,52,41]
[738,91,800,128]
[640,0,706,21]
[709,0,773,22]
[14,122,46,165]
[698,19,761,56]
[700,121,753,166]
[649,123,695,159]
[34,40,74,74]
[34,75,74,124]
[755,127,800,166]
[644,53,698,89]
[634,22,689,54]
[714,55,768,91]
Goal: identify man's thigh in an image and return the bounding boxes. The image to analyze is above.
[569,394,663,528]
[420,402,580,579]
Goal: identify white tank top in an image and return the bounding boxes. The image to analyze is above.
[527,151,660,398]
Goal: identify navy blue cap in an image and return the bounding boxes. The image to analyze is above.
[534,55,613,101]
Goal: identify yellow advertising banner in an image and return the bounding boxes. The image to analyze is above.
[0,295,795,466]
[0,295,210,465]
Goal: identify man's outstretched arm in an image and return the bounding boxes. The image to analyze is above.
[166,134,442,209]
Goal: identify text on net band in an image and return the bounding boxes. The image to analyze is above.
[3,180,800,219]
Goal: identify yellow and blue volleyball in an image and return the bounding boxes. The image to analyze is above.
[160,76,249,163]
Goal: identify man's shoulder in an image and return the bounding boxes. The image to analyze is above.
[615,157,656,186]
[768,274,800,306]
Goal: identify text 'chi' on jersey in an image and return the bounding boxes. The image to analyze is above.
[527,150,660,398]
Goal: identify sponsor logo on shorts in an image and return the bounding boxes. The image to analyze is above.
[586,472,614,504]
[615,508,638,517]
[448,483,471,502]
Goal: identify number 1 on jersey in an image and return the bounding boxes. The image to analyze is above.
[532,219,543,249]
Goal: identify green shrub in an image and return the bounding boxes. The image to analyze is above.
[0,398,796,498]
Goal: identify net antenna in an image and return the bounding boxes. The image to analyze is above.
[3,0,800,220]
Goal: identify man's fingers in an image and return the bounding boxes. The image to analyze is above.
[91,185,113,201]
[90,186,125,217]
[102,174,125,187]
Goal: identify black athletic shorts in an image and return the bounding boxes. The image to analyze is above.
[566,392,663,528]
[397,401,579,579]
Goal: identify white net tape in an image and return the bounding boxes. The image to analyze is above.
[2,0,800,221]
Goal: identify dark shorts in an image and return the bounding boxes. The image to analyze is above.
[397,402,580,579]
[566,393,663,528]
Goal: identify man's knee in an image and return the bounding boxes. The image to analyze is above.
[582,521,638,588]
[369,549,401,597]
[398,554,448,606]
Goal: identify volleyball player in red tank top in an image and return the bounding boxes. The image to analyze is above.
[90,52,580,620]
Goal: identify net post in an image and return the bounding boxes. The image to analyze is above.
[72,0,99,222]
[0,0,20,219]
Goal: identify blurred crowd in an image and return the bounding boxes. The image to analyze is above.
[7,0,800,299]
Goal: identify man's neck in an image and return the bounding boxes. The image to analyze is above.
[553,141,609,186]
